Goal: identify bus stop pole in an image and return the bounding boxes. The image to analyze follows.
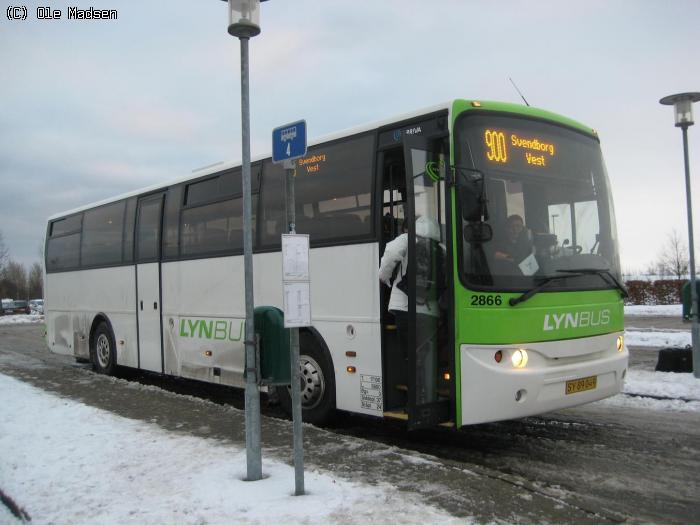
[240,36,263,481]
[285,161,305,495]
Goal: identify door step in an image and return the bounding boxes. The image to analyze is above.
[383,409,454,427]
[383,410,408,420]
[394,384,450,398]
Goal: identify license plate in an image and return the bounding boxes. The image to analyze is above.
[565,375,597,395]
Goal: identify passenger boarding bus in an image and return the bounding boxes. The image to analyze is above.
[45,100,628,429]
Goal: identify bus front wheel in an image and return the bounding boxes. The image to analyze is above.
[91,322,116,375]
[279,332,336,425]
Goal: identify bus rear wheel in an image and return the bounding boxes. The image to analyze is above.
[279,332,335,425]
[91,322,116,375]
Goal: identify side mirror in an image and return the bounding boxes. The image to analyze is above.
[464,222,493,243]
[456,168,488,222]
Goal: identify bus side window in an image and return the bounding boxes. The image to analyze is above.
[46,214,82,271]
[162,187,182,260]
[81,200,125,267]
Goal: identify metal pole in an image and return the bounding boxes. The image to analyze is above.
[240,36,262,481]
[285,163,305,495]
[681,125,700,378]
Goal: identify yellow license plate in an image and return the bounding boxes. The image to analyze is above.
[565,375,597,395]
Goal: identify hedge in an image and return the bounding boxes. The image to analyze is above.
[624,279,685,305]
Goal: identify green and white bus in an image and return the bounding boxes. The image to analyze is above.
[45,99,628,429]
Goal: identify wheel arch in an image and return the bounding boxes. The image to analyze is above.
[281,324,336,423]
[89,313,116,358]
[299,325,336,385]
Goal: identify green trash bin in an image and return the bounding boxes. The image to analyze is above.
[682,281,700,321]
[255,306,291,385]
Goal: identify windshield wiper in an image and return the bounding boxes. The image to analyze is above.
[509,268,628,307]
[509,273,586,307]
[555,268,629,299]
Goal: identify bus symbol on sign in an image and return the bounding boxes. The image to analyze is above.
[272,120,307,164]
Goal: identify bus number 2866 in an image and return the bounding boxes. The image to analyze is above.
[470,295,502,306]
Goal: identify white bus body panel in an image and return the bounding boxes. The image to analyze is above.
[45,267,137,367]
[459,332,628,425]
[46,244,384,416]
[160,243,384,416]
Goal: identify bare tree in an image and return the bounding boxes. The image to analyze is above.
[656,229,689,281]
[0,260,28,299]
[27,262,43,299]
[644,260,665,279]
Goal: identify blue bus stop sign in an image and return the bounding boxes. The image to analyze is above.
[272,120,307,164]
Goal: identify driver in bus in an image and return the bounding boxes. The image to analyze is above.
[493,214,534,265]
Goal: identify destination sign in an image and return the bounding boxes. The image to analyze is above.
[458,114,602,182]
[484,128,557,168]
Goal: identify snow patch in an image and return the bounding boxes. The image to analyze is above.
[591,369,700,413]
[0,314,44,326]
[623,369,700,401]
[624,304,682,317]
[624,330,690,347]
[0,373,464,525]
[595,394,700,413]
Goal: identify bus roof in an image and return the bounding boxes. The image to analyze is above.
[451,99,597,138]
[48,99,595,221]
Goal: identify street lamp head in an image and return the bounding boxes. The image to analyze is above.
[226,0,267,39]
[660,92,700,128]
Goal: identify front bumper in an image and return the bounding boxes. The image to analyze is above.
[459,332,628,425]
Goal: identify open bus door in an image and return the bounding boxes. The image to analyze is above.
[403,137,451,429]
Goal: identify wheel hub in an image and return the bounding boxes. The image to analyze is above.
[96,333,111,368]
[289,355,325,410]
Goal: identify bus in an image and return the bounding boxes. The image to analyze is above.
[45,99,628,429]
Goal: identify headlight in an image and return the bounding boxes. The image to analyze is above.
[511,348,528,368]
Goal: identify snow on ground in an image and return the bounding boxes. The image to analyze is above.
[0,314,44,326]
[624,330,691,347]
[623,369,700,401]
[0,374,464,525]
[596,363,700,414]
[622,304,689,346]
[624,304,683,316]
[598,369,700,413]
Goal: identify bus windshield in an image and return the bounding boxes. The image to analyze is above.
[455,114,621,292]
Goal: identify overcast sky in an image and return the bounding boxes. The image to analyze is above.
[1,0,699,272]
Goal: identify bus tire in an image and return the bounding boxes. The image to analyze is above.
[91,322,117,375]
[279,331,336,425]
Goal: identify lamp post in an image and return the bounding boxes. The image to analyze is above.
[225,0,267,481]
[660,92,700,379]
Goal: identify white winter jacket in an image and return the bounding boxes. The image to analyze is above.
[378,218,441,316]
[378,233,409,313]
